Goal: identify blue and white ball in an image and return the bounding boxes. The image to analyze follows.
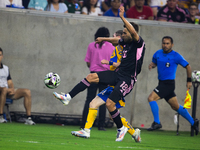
[44,72,61,89]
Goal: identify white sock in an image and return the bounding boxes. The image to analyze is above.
[84,128,90,133]
[119,126,125,130]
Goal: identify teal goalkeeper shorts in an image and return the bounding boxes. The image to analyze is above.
[97,86,125,109]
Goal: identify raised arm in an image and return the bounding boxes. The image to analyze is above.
[95,37,120,46]
[119,6,139,41]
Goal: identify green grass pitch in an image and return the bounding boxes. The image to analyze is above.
[0,122,199,150]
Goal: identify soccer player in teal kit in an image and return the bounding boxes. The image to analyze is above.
[147,36,199,135]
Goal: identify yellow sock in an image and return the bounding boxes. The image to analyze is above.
[121,116,135,136]
[85,108,98,129]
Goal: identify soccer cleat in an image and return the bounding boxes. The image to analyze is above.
[53,92,71,105]
[192,119,199,135]
[147,122,162,131]
[25,118,36,125]
[132,128,141,143]
[0,117,7,123]
[115,126,128,142]
[71,129,90,138]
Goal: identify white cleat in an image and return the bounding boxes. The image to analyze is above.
[0,117,7,123]
[53,92,71,105]
[25,118,36,125]
[132,128,141,143]
[115,126,128,142]
[71,128,90,138]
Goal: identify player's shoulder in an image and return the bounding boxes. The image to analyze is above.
[2,64,9,69]
[134,36,144,44]
[171,50,183,58]
[139,36,144,41]
[88,41,96,47]
[155,49,163,54]
[153,49,162,57]
[171,50,180,55]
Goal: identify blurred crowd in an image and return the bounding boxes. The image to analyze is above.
[0,0,200,24]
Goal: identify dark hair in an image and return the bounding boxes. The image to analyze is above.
[83,0,98,15]
[124,22,139,33]
[189,2,198,8]
[46,0,64,10]
[0,47,3,54]
[94,27,110,48]
[115,30,123,38]
[162,36,173,44]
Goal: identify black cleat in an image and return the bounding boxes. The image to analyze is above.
[147,122,162,131]
[192,119,199,135]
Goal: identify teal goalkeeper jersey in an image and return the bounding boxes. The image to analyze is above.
[152,49,189,80]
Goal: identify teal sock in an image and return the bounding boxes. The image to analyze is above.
[149,101,160,124]
[177,105,194,125]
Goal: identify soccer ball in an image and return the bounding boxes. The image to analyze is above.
[44,72,61,89]
[192,70,200,83]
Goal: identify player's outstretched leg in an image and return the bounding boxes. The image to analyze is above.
[53,78,91,105]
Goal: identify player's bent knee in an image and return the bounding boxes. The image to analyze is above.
[24,89,31,97]
[148,96,153,102]
[1,87,8,94]
[89,101,98,109]
[171,105,178,111]
[86,73,98,83]
[106,99,115,108]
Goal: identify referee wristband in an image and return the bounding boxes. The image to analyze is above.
[109,61,113,65]
[187,77,192,82]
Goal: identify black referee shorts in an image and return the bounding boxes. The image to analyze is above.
[153,80,176,101]
[97,71,135,103]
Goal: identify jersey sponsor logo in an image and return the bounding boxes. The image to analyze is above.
[122,50,128,58]
[166,62,170,67]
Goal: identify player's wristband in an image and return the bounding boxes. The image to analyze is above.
[109,61,113,65]
[187,77,192,82]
